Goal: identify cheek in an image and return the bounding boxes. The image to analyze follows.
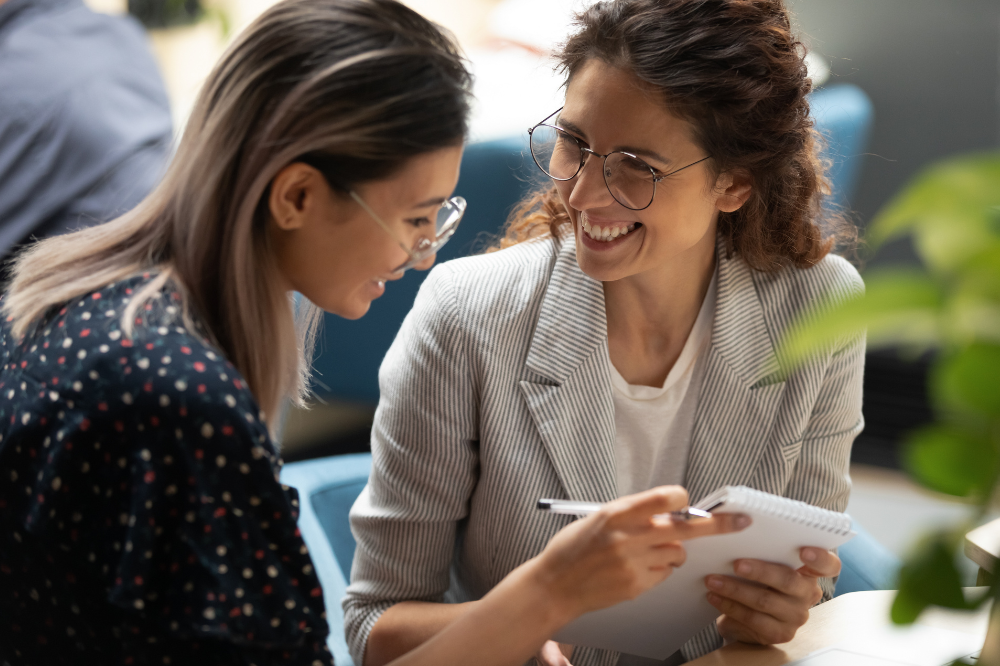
[280,220,393,312]
[645,187,717,238]
[553,182,576,218]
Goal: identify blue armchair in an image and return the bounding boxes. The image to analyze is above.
[280,453,373,666]
[835,522,901,596]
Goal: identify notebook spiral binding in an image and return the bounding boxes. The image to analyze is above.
[698,485,854,536]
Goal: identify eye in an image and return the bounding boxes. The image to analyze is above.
[621,155,655,174]
[406,216,432,228]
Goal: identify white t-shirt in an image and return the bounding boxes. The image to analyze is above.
[610,271,718,498]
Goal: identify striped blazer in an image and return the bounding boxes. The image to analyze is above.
[344,234,865,666]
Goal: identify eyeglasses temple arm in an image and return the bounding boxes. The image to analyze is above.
[659,155,713,180]
[349,190,414,258]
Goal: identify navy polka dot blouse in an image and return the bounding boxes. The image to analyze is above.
[0,275,334,666]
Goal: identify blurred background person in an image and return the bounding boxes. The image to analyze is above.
[0,0,172,268]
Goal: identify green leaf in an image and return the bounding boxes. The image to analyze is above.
[902,424,997,498]
[892,534,968,624]
[779,271,943,370]
[933,344,1000,418]
[870,152,1000,275]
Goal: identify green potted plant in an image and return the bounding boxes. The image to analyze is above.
[781,151,1000,663]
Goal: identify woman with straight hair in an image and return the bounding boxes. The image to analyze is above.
[0,0,747,664]
[346,0,863,665]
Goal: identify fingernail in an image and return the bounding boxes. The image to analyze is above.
[735,514,751,529]
[802,548,818,562]
[736,561,752,575]
[707,592,720,604]
[707,576,723,589]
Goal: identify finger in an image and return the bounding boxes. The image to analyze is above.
[603,486,689,527]
[535,640,574,666]
[649,512,751,541]
[797,548,841,578]
[646,542,687,570]
[707,593,800,645]
[730,559,814,599]
[716,612,775,646]
[705,574,808,626]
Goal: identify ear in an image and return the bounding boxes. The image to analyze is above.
[714,170,752,213]
[269,163,323,231]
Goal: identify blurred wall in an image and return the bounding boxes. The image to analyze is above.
[789,0,1000,267]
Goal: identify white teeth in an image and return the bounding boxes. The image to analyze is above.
[582,219,639,242]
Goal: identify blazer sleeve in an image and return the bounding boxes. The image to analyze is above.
[785,263,867,602]
[343,265,480,665]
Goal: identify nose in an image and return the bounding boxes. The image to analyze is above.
[567,154,617,213]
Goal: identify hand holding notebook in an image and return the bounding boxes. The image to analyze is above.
[544,486,856,659]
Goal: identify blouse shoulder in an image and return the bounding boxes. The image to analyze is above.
[0,275,331,663]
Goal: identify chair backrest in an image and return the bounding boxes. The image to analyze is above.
[834,521,901,596]
[809,83,875,208]
[280,453,373,666]
[310,85,874,406]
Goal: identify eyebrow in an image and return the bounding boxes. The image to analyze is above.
[413,196,446,209]
[557,117,672,167]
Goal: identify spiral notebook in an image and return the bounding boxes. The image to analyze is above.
[552,486,857,659]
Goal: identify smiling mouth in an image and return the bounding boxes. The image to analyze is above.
[581,218,641,242]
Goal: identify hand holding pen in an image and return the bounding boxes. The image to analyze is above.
[530,486,752,620]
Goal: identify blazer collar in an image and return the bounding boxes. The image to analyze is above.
[711,236,782,387]
[525,233,781,388]
[524,236,608,383]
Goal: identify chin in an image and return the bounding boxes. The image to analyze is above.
[307,294,370,320]
[331,300,371,320]
[574,238,636,283]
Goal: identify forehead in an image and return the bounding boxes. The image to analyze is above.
[561,59,697,159]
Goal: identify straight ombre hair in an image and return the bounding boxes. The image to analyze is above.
[2,0,472,430]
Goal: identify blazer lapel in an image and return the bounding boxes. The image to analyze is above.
[519,238,618,504]
[684,240,787,504]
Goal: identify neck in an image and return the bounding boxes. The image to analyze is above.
[603,225,716,386]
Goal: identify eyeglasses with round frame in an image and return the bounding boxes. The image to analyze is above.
[349,190,467,274]
[527,107,711,211]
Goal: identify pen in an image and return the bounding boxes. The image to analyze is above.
[536,499,712,521]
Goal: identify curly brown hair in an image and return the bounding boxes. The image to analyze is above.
[497,0,855,272]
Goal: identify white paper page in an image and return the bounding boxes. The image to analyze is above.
[553,495,855,659]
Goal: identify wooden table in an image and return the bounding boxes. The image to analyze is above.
[686,590,991,666]
[966,518,1000,585]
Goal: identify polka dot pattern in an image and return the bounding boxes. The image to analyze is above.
[0,275,333,665]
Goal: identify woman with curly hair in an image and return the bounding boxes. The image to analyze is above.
[347,1,863,664]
